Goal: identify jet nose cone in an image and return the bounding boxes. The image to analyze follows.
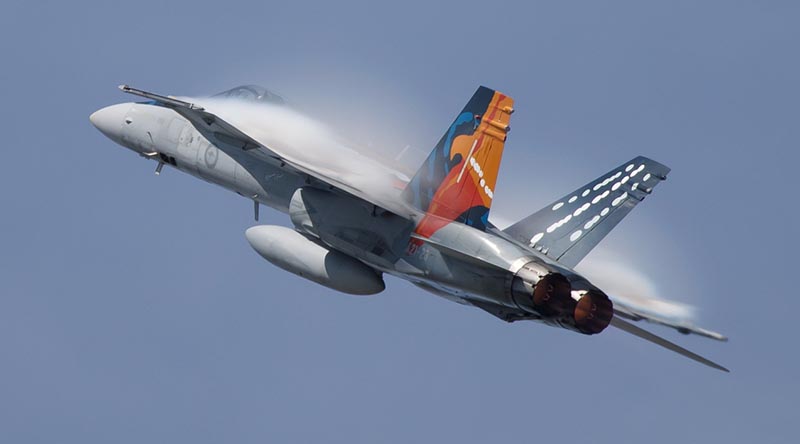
[90,103,131,144]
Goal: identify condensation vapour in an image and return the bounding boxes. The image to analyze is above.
[193,89,698,324]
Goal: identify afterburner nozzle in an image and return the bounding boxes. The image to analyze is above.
[532,273,574,316]
[574,290,614,334]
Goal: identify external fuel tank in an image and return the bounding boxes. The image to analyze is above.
[245,225,385,295]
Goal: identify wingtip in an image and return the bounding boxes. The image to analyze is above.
[707,360,730,373]
[682,324,729,342]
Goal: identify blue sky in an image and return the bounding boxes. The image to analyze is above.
[1,1,798,442]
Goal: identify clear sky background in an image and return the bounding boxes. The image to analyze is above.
[2,1,798,442]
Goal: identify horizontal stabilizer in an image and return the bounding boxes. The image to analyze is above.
[611,317,729,372]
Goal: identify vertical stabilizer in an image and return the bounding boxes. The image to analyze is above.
[403,86,514,237]
[503,157,670,267]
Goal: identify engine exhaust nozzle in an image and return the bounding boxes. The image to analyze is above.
[532,273,574,316]
[574,290,614,334]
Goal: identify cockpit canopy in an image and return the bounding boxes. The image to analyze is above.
[213,85,286,105]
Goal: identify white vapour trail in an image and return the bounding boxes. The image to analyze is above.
[197,94,697,323]
[576,252,696,321]
[195,97,411,205]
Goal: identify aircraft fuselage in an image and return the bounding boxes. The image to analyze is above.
[92,101,604,333]
[88,85,731,371]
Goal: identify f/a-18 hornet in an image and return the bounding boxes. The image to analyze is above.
[91,84,728,371]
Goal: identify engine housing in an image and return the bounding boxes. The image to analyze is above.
[509,261,613,334]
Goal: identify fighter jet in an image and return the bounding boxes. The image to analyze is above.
[91,84,728,371]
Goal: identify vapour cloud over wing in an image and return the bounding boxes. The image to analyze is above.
[576,256,696,321]
[196,98,411,211]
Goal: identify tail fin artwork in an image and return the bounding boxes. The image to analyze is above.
[403,86,514,237]
[503,156,670,268]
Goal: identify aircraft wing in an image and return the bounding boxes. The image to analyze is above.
[119,85,263,149]
[119,85,413,218]
[610,317,729,372]
[612,301,728,341]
